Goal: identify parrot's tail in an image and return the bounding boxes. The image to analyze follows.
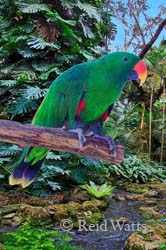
[9,147,45,188]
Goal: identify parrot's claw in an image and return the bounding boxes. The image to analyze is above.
[70,128,87,148]
[93,135,117,158]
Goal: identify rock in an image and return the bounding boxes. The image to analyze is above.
[0,204,20,216]
[47,204,69,221]
[125,225,165,250]
[125,182,166,200]
[126,194,144,201]
[139,206,163,220]
[143,199,158,205]
[147,183,166,191]
[18,204,51,224]
[147,183,166,198]
[27,193,65,206]
[94,199,108,208]
[0,197,106,228]
[113,195,126,201]
[82,199,108,211]
[115,217,131,224]
[11,216,22,227]
[1,219,12,226]
[144,242,163,250]
[3,213,16,219]
[125,184,149,194]
[63,188,90,202]
[144,190,158,198]
[125,233,147,250]
[27,196,52,206]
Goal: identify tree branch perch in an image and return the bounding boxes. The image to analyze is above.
[0,119,124,164]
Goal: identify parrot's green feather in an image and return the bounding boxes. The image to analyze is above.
[9,52,140,187]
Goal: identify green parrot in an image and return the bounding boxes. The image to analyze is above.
[9,52,147,188]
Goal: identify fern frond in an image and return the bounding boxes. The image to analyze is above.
[46,152,62,161]
[27,37,60,50]
[20,4,48,14]
[46,181,61,191]
[20,86,48,100]
[8,97,38,115]
[0,157,11,166]
[77,1,101,22]
[0,145,21,156]
[0,17,10,29]
[0,80,17,87]
[79,19,94,38]
[61,0,75,8]
[32,61,52,72]
[18,49,36,58]
[39,66,60,80]
[16,71,37,83]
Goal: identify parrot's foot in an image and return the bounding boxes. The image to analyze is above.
[70,128,87,147]
[93,135,117,158]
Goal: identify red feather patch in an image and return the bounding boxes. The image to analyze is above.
[77,98,86,117]
[102,109,109,121]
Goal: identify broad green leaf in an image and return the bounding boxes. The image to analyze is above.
[21,4,48,13]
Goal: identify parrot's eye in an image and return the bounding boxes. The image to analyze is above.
[123,57,128,62]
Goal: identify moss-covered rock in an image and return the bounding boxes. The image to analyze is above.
[0,204,21,227]
[0,204,20,215]
[18,204,52,224]
[125,225,166,250]
[139,206,163,220]
[125,194,144,201]
[125,184,149,194]
[0,198,106,228]
[63,188,91,202]
[125,182,166,199]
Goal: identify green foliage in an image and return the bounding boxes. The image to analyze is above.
[0,144,21,157]
[109,154,166,183]
[1,139,166,195]
[0,1,118,192]
[26,153,110,196]
[0,0,116,121]
[81,181,114,199]
[158,242,166,250]
[0,221,79,250]
[65,155,110,184]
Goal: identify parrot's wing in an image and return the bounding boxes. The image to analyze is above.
[67,84,87,127]
[47,62,89,128]
[32,90,68,127]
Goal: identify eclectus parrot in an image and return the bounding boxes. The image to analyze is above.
[9,52,147,188]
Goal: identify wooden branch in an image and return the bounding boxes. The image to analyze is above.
[139,18,166,59]
[132,19,166,103]
[0,119,124,164]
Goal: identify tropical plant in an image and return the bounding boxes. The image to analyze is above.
[109,154,166,183]
[0,0,116,122]
[80,181,114,199]
[26,153,110,196]
[0,221,80,250]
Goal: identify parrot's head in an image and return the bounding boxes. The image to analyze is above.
[128,56,147,85]
[102,52,147,86]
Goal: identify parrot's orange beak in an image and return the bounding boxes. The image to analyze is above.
[133,60,147,85]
